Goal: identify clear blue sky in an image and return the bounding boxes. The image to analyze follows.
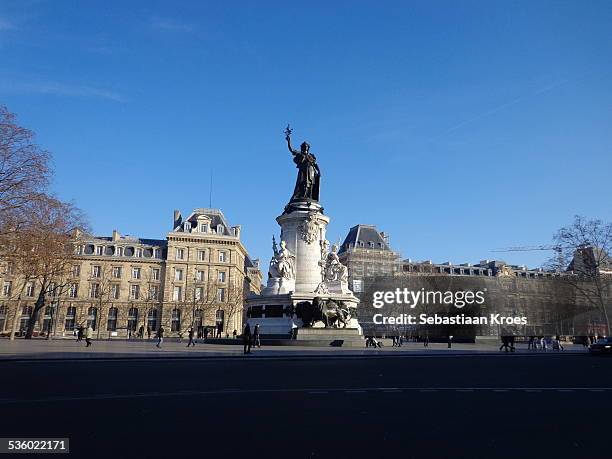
[1,1,611,268]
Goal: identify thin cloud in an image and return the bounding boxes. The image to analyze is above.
[0,17,16,31]
[150,17,193,33]
[0,78,126,102]
[442,79,569,136]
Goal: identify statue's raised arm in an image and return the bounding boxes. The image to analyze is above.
[284,124,298,155]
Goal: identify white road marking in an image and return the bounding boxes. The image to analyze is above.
[0,387,610,404]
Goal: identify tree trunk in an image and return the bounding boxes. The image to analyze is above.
[25,290,46,339]
[9,297,23,341]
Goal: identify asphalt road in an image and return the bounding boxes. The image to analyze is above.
[1,353,610,459]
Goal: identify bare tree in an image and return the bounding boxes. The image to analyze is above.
[5,196,88,339]
[548,215,612,335]
[0,106,50,234]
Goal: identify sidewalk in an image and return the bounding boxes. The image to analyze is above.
[0,338,588,361]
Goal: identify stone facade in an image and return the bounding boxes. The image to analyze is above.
[0,208,262,339]
[338,224,401,294]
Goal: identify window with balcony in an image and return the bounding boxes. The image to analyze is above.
[151,268,160,281]
[132,267,141,279]
[91,265,101,278]
[173,286,182,301]
[68,283,79,298]
[130,284,140,300]
[149,285,159,301]
[112,266,122,278]
[198,250,206,262]
[218,251,227,263]
[2,282,11,297]
[111,284,120,300]
[90,283,100,299]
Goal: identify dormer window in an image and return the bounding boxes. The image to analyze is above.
[200,224,208,233]
[183,222,191,232]
[136,248,143,258]
[116,247,123,257]
[217,224,224,235]
[96,246,104,256]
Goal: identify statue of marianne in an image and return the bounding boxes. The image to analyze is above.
[285,125,320,202]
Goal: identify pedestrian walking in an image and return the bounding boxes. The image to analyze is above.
[232,329,237,340]
[447,335,453,349]
[138,325,144,339]
[77,325,84,342]
[253,324,261,348]
[423,335,429,347]
[156,326,164,348]
[85,325,93,347]
[187,327,195,347]
[499,337,509,352]
[146,326,151,339]
[243,323,252,354]
[540,336,547,352]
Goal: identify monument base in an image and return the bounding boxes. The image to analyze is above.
[295,327,363,346]
[245,291,361,338]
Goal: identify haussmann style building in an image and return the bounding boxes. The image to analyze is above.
[0,208,262,339]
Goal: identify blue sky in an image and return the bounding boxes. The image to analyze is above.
[1,1,611,268]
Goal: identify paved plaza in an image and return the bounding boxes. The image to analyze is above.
[0,337,588,361]
[1,351,609,458]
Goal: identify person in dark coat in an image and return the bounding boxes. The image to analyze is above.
[253,324,261,348]
[76,325,84,342]
[187,327,195,347]
[156,326,164,348]
[243,323,252,354]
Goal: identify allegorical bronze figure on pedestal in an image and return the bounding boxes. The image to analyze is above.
[285,125,320,202]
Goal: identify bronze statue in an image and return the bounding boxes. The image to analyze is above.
[285,125,320,202]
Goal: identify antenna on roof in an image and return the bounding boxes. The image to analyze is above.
[209,170,213,208]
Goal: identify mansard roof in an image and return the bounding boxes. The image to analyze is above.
[174,208,235,236]
[339,224,391,254]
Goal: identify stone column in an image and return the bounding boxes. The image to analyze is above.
[277,208,329,294]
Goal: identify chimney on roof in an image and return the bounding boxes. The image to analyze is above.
[173,210,182,229]
[112,229,120,241]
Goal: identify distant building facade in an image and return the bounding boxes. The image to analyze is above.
[339,223,610,339]
[0,208,262,339]
[338,224,400,294]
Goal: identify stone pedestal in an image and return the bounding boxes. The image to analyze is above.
[276,203,329,294]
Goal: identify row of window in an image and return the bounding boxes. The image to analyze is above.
[172,286,226,302]
[0,305,228,334]
[2,279,228,303]
[76,245,164,259]
[81,265,161,281]
[174,248,228,263]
